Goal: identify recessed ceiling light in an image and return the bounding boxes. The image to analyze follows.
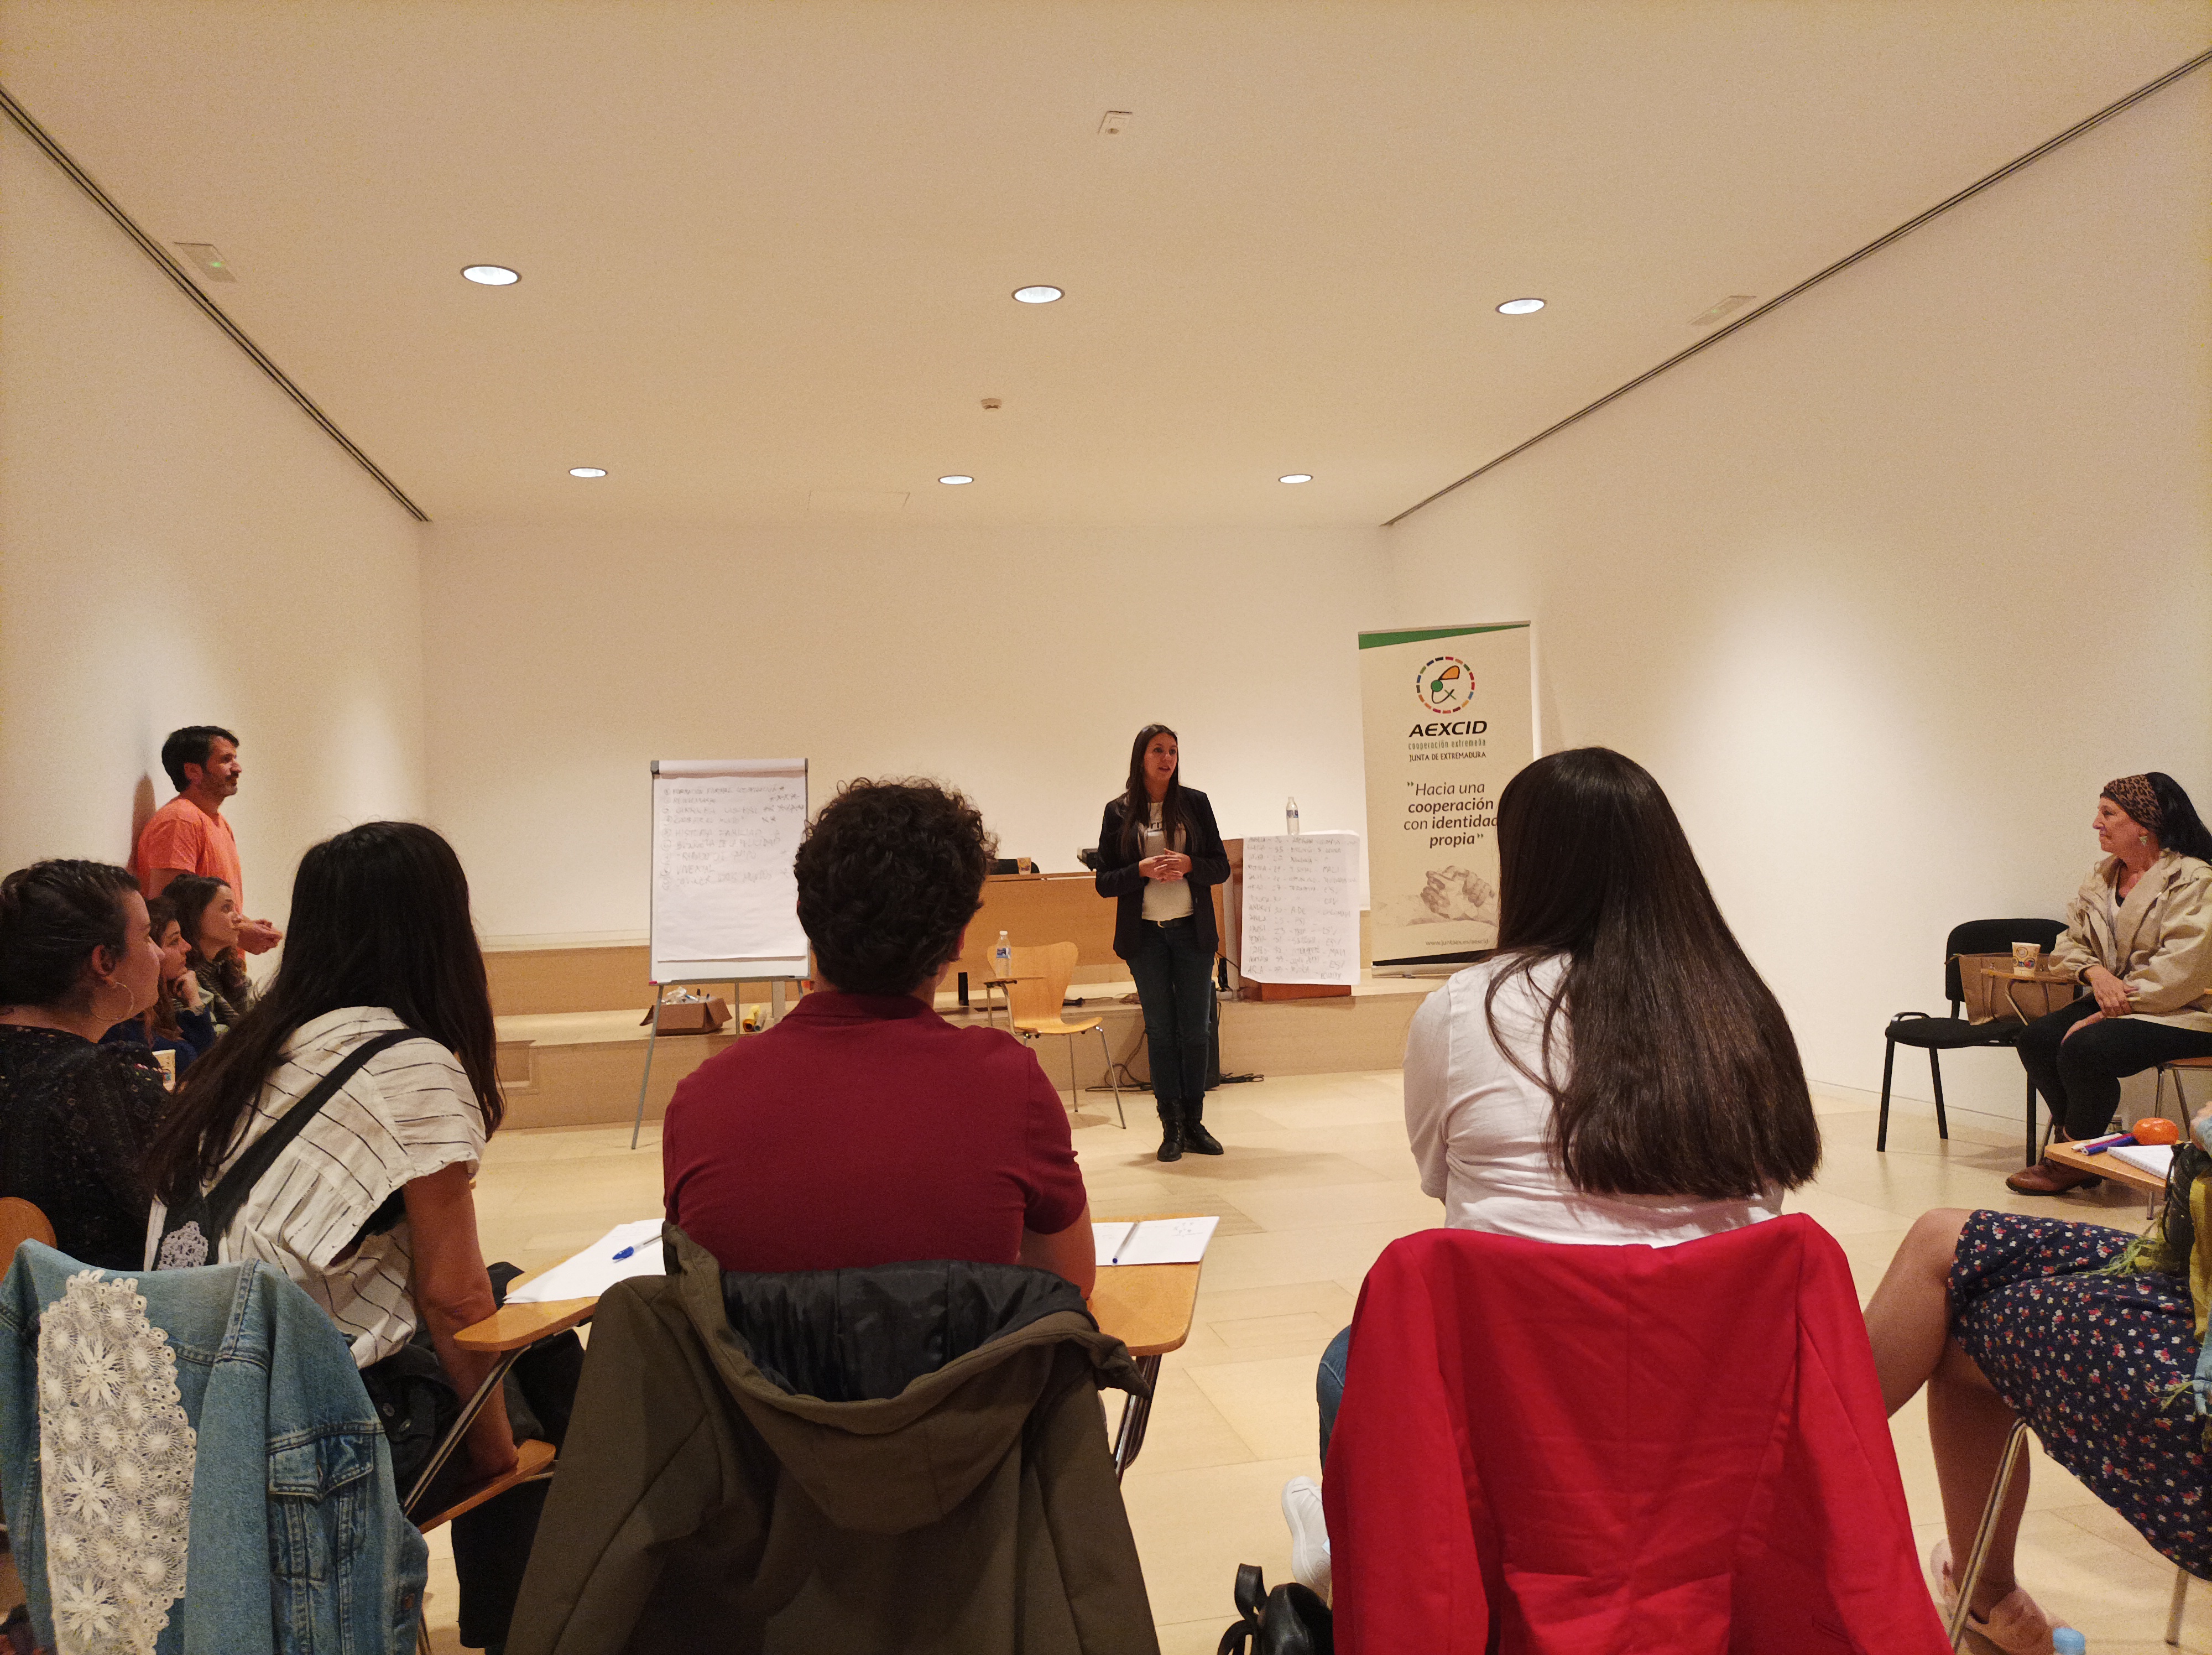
[1496,297,1545,315]
[1011,285,1063,304]
[1279,473,1313,485]
[938,475,974,486]
[462,264,520,285]
[568,466,607,478]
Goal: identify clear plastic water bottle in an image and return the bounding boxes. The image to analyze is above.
[1285,797,1301,835]
[993,930,1013,981]
[2052,1629,2085,1654]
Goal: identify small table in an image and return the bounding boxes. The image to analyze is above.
[2046,1138,2171,1216]
[1088,1212,1207,1481]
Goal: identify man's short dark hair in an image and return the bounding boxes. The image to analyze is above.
[160,726,239,792]
[795,779,997,996]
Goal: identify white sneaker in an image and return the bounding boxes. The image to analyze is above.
[1281,1475,1332,1601]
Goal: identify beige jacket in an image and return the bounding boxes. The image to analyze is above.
[2048,851,2212,1033]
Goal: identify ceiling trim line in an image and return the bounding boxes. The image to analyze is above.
[1383,45,2212,529]
[0,82,431,524]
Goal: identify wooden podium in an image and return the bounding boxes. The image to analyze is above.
[1223,837,1354,1001]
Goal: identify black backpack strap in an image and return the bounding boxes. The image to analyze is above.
[200,1029,429,1240]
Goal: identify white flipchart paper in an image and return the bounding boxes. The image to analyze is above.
[1238,831,1362,987]
[506,1220,666,1304]
[651,761,808,968]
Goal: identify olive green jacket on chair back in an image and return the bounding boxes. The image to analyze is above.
[507,1226,1160,1655]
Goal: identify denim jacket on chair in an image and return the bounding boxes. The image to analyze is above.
[0,1240,428,1654]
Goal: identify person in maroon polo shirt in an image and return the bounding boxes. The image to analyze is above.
[664,778,1095,1295]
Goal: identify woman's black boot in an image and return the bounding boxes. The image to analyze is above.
[1182,1104,1224,1155]
[1156,1102,1185,1163]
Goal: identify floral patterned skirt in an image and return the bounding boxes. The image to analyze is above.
[1951,1209,2208,1574]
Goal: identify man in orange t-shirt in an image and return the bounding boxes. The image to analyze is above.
[132,725,284,954]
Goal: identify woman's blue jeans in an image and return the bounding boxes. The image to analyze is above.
[1317,1324,1352,1462]
[1124,917,1215,1111]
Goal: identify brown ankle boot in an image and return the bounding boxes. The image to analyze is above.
[2005,1147,2103,1195]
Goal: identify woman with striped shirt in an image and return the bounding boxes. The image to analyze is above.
[143,821,535,1652]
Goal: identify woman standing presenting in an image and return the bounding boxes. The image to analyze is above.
[1095,725,1230,1162]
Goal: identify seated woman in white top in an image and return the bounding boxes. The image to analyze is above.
[1282,746,1824,1594]
[142,821,545,1653]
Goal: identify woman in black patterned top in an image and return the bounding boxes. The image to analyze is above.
[0,860,169,1270]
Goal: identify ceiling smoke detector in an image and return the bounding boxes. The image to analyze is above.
[174,243,236,283]
[981,398,1003,410]
[1689,294,1757,326]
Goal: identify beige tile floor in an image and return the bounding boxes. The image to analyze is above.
[422,1073,2201,1652]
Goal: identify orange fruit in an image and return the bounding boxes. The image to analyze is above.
[2132,1117,2182,1146]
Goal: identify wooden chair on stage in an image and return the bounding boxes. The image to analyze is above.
[1006,941,1126,1130]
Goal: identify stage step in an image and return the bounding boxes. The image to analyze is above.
[492,976,1441,1131]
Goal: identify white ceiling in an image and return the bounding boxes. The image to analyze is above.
[5,2,2206,528]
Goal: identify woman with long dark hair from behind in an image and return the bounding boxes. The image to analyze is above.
[1281,747,1823,1595]
[0,860,168,1269]
[143,821,543,1653]
[1094,724,1231,1161]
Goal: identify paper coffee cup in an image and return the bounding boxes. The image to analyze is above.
[154,1047,178,1090]
[2011,941,2041,976]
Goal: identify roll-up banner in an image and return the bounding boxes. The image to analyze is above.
[1359,623,1536,972]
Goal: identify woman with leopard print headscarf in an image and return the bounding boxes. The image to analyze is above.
[2008,771,2212,1194]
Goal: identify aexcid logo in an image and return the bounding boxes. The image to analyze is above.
[1411,654,1486,739]
[1416,656,1474,714]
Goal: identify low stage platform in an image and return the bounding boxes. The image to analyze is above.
[488,944,1442,1131]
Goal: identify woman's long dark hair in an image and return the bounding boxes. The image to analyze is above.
[1118,723,1187,856]
[168,873,253,1008]
[1485,747,1820,1200]
[145,821,503,1208]
[2145,773,2212,864]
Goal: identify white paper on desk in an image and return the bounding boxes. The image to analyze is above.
[1095,1215,1219,1266]
[505,1219,666,1304]
[2109,1143,2175,1179]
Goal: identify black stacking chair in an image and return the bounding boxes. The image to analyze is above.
[1877,918,2068,1162]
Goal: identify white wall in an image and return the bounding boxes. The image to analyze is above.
[0,123,427,914]
[1383,77,2212,1120]
[421,520,1389,943]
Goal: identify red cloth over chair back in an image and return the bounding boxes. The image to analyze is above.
[1321,1215,1946,1654]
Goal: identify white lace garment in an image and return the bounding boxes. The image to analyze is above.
[38,1271,195,1655]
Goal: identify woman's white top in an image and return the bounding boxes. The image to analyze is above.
[1404,957,1780,1247]
[1139,802,1194,922]
[144,1006,486,1367]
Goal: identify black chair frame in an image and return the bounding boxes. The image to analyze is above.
[1877,918,2068,1165]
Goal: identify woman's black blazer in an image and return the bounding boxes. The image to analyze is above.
[1093,788,1231,961]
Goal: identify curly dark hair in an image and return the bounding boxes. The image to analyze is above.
[795,779,998,996]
